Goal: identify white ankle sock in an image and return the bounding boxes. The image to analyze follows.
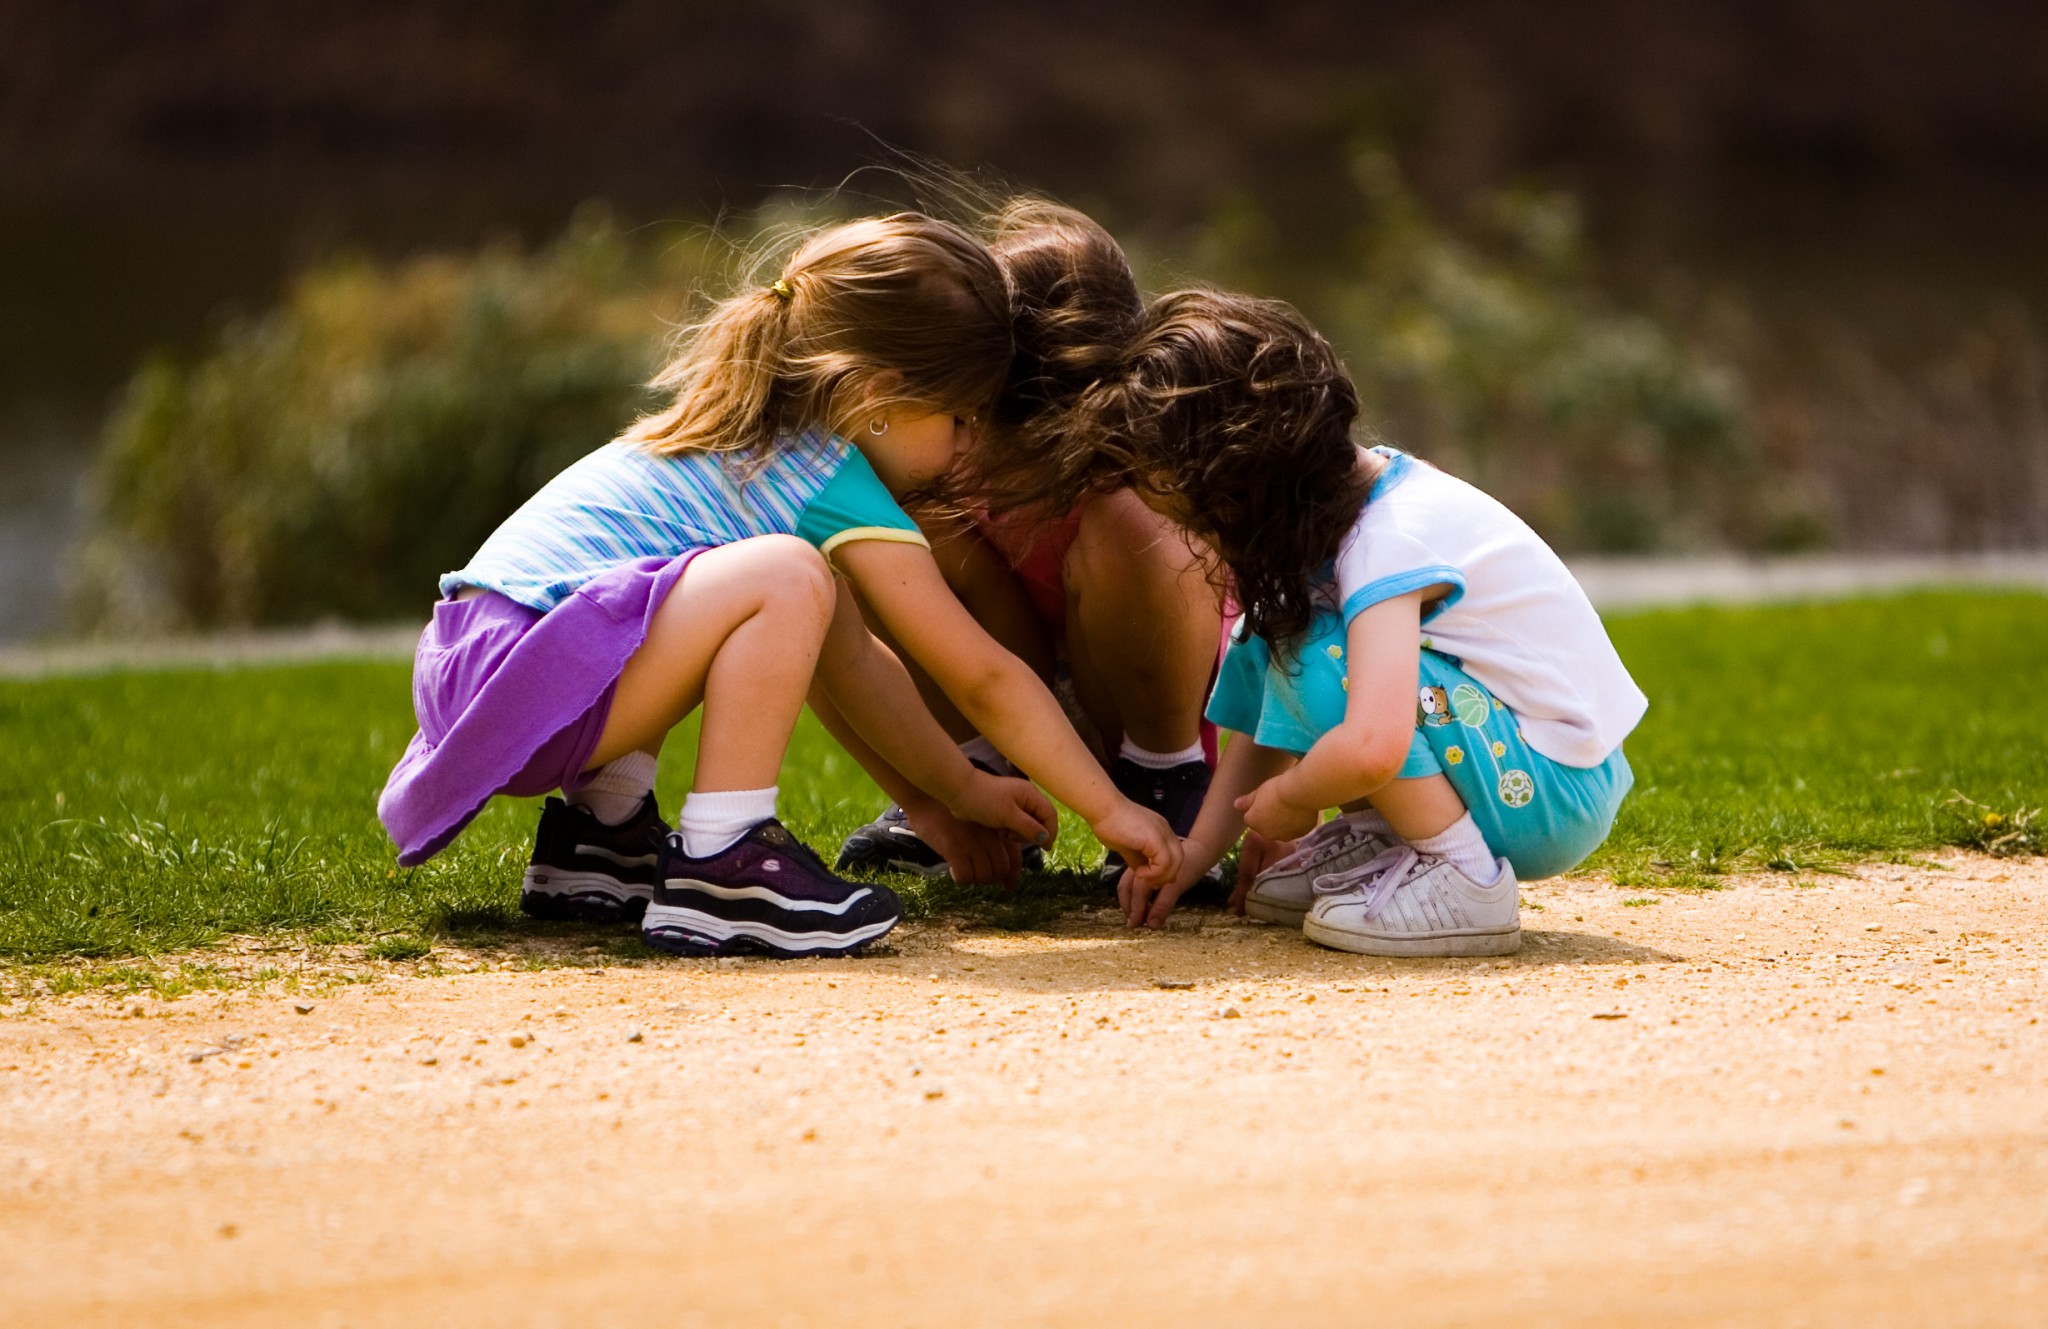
[1411,813,1501,884]
[1118,736,1205,770]
[679,786,778,857]
[568,751,657,826]
[957,735,1016,776]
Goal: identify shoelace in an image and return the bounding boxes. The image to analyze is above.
[1269,817,1375,874]
[767,824,840,878]
[1311,844,1419,916]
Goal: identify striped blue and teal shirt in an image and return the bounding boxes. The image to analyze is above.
[441,429,929,611]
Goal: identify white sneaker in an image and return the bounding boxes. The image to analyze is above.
[1243,812,1397,926]
[1303,845,1520,957]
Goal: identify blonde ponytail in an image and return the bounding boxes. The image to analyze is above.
[625,214,1011,460]
[624,285,795,458]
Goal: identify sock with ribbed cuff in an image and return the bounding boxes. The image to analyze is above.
[567,751,657,826]
[679,786,779,858]
[1410,813,1501,884]
[957,734,1017,777]
[1117,736,1206,770]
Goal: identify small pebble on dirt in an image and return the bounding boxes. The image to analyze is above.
[1152,979,1195,990]
[1592,1012,1628,1020]
[1221,1007,1243,1019]
[293,1004,314,1015]
[509,1034,529,1048]
[626,1031,644,1043]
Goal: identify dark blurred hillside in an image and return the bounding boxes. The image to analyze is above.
[9,1,2047,217]
[7,2,2048,320]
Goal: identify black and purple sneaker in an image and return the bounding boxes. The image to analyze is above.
[1098,757,1221,888]
[641,819,903,958]
[520,794,668,923]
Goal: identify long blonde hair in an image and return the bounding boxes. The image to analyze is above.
[626,213,1012,458]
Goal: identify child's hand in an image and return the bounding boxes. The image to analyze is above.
[900,800,1030,887]
[1092,800,1182,888]
[945,772,1058,853]
[1227,828,1297,913]
[1117,838,1218,929]
[1235,778,1318,843]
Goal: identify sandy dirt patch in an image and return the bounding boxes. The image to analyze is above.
[2,856,2044,1327]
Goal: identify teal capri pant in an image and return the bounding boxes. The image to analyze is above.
[1207,611,1633,880]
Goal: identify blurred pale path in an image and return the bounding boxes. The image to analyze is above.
[1569,553,2048,610]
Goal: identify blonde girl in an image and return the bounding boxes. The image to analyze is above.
[379,214,1180,957]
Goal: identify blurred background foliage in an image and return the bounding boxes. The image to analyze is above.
[7,1,2048,635]
[81,212,709,627]
[83,160,1755,628]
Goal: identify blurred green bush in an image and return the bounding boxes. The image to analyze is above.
[79,208,717,629]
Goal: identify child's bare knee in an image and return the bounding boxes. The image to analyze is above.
[747,535,834,615]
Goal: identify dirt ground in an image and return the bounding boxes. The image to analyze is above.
[2,856,2043,1328]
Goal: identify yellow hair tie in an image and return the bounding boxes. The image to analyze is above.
[769,278,794,302]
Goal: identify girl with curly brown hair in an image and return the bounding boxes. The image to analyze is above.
[1092,290,1645,955]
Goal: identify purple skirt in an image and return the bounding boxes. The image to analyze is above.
[378,552,703,866]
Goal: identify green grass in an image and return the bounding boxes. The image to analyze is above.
[1,590,2042,964]
[1597,591,2047,876]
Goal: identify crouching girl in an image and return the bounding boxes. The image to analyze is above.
[379,213,1180,959]
[1099,291,1642,956]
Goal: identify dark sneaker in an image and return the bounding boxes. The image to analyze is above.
[1099,757,1220,888]
[835,761,1046,877]
[642,819,903,958]
[835,802,950,876]
[520,794,667,923]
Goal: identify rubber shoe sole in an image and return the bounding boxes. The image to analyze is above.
[640,899,899,958]
[520,868,653,923]
[1242,887,1311,927]
[1301,913,1521,957]
[835,828,951,878]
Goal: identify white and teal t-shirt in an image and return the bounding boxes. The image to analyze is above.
[1330,449,1644,766]
[1211,449,1645,769]
[442,429,928,612]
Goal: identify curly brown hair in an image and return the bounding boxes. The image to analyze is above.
[1083,288,1373,649]
[946,199,1145,518]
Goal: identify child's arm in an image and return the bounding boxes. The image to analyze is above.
[1116,732,1295,928]
[1235,588,1435,840]
[812,581,1057,877]
[807,684,1035,885]
[834,540,1183,884]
